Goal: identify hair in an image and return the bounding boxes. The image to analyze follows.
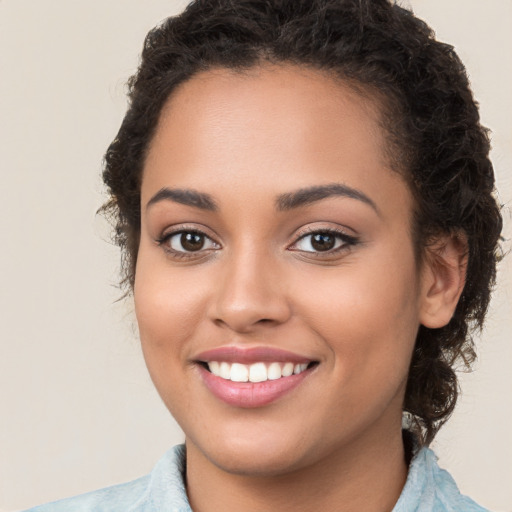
[101,0,502,446]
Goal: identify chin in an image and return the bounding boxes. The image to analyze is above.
[187,428,320,477]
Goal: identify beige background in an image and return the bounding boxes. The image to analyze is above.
[1,1,510,511]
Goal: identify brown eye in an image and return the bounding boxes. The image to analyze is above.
[180,232,205,251]
[165,230,218,253]
[311,233,335,251]
[291,229,358,254]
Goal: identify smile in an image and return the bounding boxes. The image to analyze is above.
[194,347,318,408]
[206,361,310,383]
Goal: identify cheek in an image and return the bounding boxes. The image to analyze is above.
[133,260,205,417]
[133,251,212,400]
[134,252,209,343]
[292,248,420,378]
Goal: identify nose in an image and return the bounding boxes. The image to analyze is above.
[208,249,292,333]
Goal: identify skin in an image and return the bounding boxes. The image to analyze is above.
[135,65,466,512]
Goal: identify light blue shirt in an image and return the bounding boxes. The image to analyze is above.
[24,444,490,511]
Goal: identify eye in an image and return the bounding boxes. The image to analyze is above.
[291,230,358,253]
[159,230,219,254]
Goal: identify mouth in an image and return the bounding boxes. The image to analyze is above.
[194,347,319,408]
[199,360,317,383]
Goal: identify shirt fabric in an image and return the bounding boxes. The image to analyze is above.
[24,444,490,512]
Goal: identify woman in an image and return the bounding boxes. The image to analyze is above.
[26,0,502,510]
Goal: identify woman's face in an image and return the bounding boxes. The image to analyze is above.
[135,65,429,476]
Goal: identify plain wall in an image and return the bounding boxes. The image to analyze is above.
[0,1,510,511]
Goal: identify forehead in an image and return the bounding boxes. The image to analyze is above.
[150,64,387,161]
[142,64,410,219]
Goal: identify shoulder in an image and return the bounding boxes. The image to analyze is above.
[22,445,191,512]
[23,475,151,512]
[393,446,492,512]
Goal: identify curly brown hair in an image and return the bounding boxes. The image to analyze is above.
[101,0,502,445]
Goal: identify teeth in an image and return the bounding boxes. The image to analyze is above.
[205,361,311,382]
[294,363,308,374]
[267,362,282,380]
[249,362,267,383]
[230,363,249,382]
[282,362,294,377]
[209,361,221,376]
[220,362,231,379]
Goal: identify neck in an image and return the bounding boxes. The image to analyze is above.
[185,426,408,512]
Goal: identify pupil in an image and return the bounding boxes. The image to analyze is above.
[181,232,204,251]
[311,233,335,251]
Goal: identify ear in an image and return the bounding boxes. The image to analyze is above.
[419,232,468,329]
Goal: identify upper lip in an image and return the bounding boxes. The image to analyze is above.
[194,346,314,365]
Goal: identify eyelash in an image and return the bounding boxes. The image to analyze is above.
[156,226,359,259]
[290,227,359,256]
[156,228,220,259]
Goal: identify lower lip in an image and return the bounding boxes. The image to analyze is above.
[198,365,313,408]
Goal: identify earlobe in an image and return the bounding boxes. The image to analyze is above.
[419,233,468,329]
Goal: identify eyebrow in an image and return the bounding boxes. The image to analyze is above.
[146,187,218,211]
[276,183,379,214]
[146,183,378,215]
